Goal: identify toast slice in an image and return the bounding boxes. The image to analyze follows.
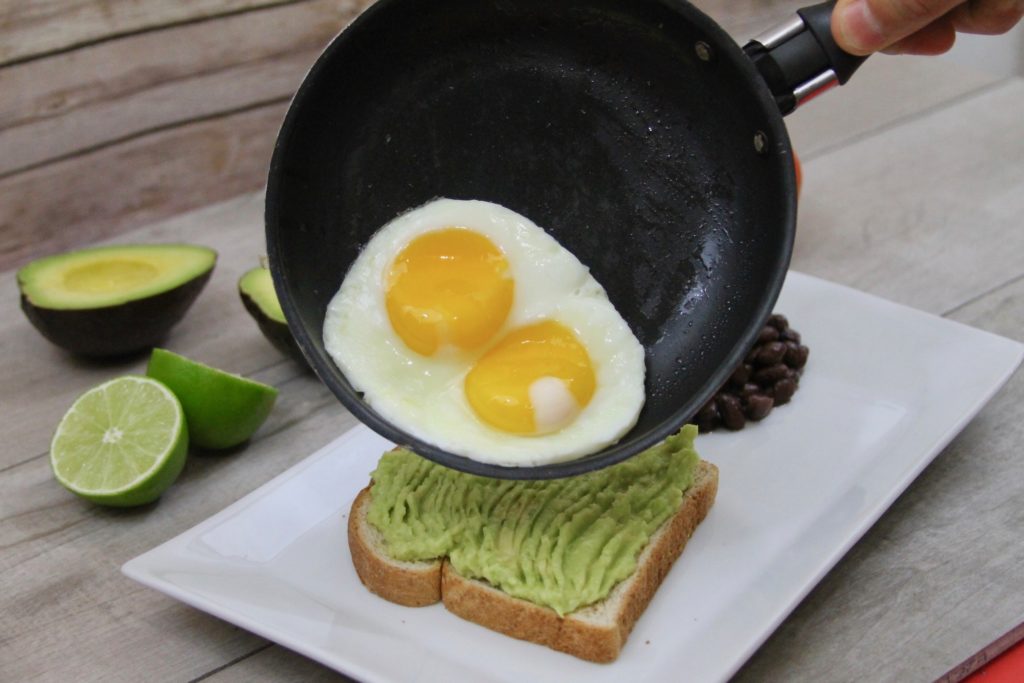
[348,486,443,607]
[348,459,718,662]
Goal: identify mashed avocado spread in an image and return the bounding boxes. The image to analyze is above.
[367,425,699,615]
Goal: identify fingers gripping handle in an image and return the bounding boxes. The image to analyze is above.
[744,1,868,115]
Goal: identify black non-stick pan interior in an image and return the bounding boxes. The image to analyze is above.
[266,0,796,478]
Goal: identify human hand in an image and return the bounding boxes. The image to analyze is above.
[832,0,1024,55]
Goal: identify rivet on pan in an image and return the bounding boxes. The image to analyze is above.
[695,41,714,62]
[753,131,769,154]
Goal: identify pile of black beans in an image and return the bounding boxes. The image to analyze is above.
[694,314,809,433]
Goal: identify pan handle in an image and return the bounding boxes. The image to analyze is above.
[743,0,867,115]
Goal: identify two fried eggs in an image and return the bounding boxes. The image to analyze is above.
[324,199,644,466]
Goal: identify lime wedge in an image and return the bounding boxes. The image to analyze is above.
[50,376,188,507]
[146,348,278,450]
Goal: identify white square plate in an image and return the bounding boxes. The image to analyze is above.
[123,271,1023,682]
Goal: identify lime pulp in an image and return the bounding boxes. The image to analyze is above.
[50,376,188,506]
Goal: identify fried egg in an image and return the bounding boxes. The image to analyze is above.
[323,198,645,466]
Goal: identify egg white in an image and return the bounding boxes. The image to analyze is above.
[323,198,645,467]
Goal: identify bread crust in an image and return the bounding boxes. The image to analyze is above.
[347,488,443,607]
[348,461,719,661]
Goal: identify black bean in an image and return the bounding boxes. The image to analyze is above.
[739,382,761,399]
[699,312,806,433]
[729,363,752,387]
[774,378,797,405]
[753,363,789,386]
[716,394,746,430]
[754,341,787,366]
[745,394,774,420]
[785,344,809,369]
[696,415,718,433]
[780,328,801,344]
[696,399,718,420]
[694,399,719,432]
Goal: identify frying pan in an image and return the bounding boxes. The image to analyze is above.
[265,0,866,478]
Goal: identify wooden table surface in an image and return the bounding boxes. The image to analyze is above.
[3,52,1023,682]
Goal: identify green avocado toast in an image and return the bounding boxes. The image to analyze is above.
[348,425,718,662]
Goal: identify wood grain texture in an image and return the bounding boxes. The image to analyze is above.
[203,645,351,682]
[0,102,287,272]
[693,0,796,39]
[787,56,1000,158]
[0,0,988,273]
[0,0,370,176]
[1,193,286,466]
[790,80,1024,315]
[2,27,1023,683]
[694,0,1001,159]
[0,193,360,682]
[0,383,355,683]
[736,309,1024,682]
[936,621,1024,682]
[0,0,292,64]
[0,0,372,272]
[731,79,1024,683]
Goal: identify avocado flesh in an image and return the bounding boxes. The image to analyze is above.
[17,244,216,357]
[238,267,286,322]
[368,425,700,616]
[18,244,216,310]
[238,266,306,367]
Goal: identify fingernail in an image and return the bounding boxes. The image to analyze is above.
[836,0,884,54]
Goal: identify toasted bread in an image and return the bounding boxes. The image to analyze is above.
[347,460,718,663]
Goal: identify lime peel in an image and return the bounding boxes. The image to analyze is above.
[146,348,278,450]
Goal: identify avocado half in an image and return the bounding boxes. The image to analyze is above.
[238,265,307,367]
[17,244,216,357]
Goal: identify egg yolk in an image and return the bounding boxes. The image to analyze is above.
[464,321,596,435]
[386,228,514,356]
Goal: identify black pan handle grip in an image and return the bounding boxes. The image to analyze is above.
[743,0,868,115]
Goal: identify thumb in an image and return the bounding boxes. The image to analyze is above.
[832,0,962,54]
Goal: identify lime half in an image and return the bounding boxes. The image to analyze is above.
[146,348,278,450]
[50,376,188,507]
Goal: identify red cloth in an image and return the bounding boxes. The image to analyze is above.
[965,636,1024,683]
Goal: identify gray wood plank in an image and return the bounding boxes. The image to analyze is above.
[695,0,798,39]
[735,75,1024,681]
[2,392,362,683]
[0,101,287,271]
[0,188,364,681]
[696,0,1002,157]
[0,0,370,176]
[791,79,1024,315]
[736,277,1024,682]
[2,52,1022,683]
[787,57,1001,158]
[0,0,292,64]
[0,193,280,467]
[0,369,358,682]
[203,645,351,682]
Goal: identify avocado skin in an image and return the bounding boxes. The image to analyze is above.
[20,270,213,357]
[239,288,309,368]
